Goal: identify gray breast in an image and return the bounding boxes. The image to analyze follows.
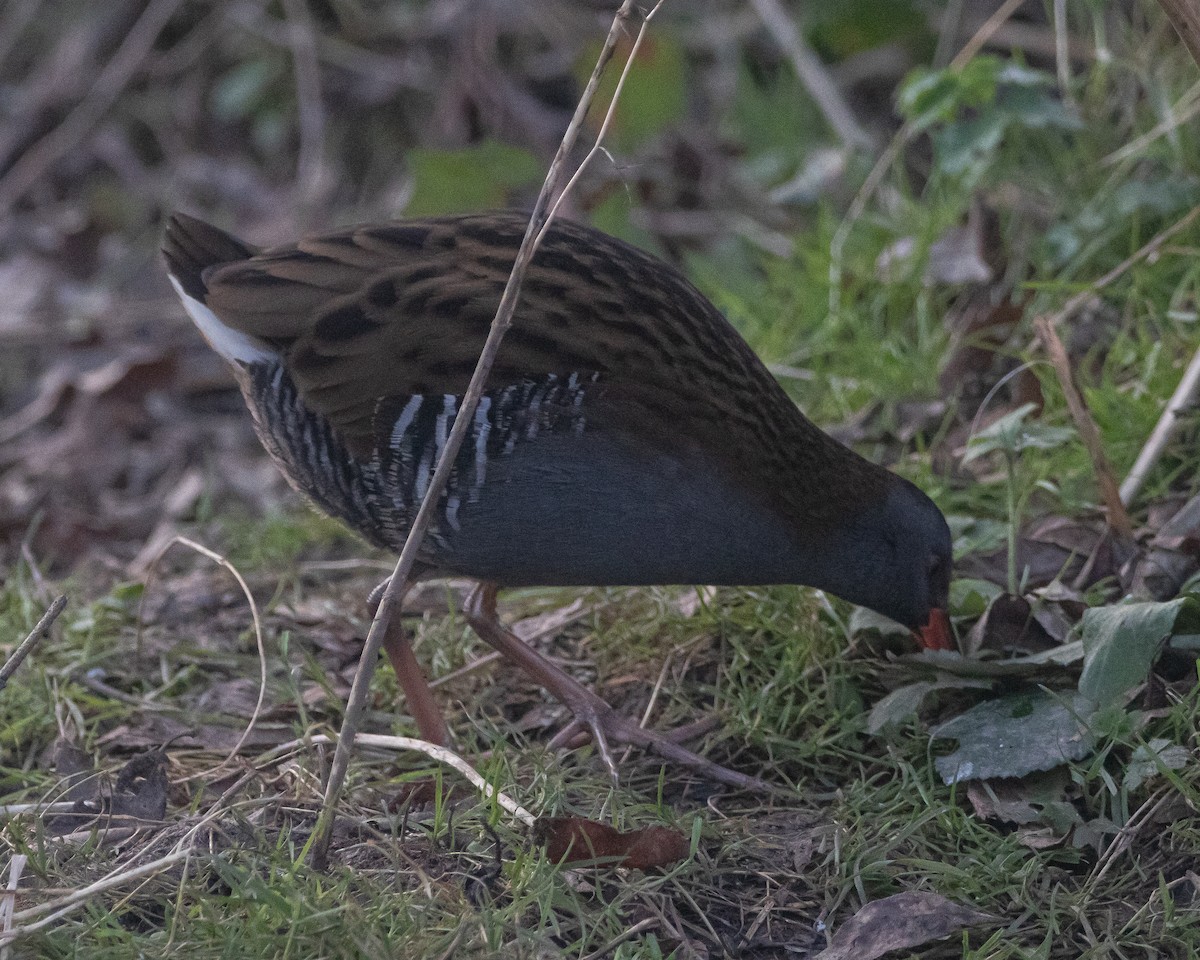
[241,362,800,585]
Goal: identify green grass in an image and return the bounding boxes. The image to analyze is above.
[4,8,1200,958]
[4,564,1198,957]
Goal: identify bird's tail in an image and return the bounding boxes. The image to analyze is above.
[162,212,257,301]
[162,213,273,365]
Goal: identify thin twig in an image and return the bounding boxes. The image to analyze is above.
[310,0,644,869]
[949,0,1027,69]
[0,854,27,960]
[281,0,329,211]
[1037,204,1200,337]
[932,0,966,67]
[0,848,193,945]
[0,0,186,217]
[135,537,267,768]
[542,1,665,236]
[747,0,873,149]
[1120,343,1200,506]
[309,733,534,826]
[0,802,82,816]
[0,0,40,71]
[1155,0,1200,70]
[0,595,67,692]
[223,3,428,92]
[1033,316,1133,537]
[1102,79,1200,167]
[1053,0,1076,109]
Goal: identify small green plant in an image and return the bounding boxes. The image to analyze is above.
[898,57,1082,188]
[963,403,1074,594]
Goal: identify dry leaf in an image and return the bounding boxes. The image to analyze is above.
[816,891,995,960]
[963,593,1057,656]
[536,816,689,870]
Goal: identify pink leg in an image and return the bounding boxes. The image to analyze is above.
[464,582,769,792]
[367,581,450,747]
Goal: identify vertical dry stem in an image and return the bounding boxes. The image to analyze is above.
[1033,316,1133,538]
[310,0,646,868]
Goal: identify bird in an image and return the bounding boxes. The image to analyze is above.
[163,210,952,790]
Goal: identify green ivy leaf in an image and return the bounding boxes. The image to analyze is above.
[932,690,1095,784]
[1078,598,1200,705]
[934,112,1007,177]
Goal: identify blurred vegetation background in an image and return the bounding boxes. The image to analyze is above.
[6,0,1199,573]
[2,0,1171,315]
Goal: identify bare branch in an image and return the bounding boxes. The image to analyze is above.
[0,595,66,691]
[0,0,186,217]
[1120,344,1200,506]
[748,0,873,150]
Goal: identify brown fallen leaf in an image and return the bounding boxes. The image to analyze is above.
[956,515,1131,593]
[1016,826,1066,850]
[535,816,689,870]
[963,593,1057,657]
[1129,492,1200,600]
[96,713,291,752]
[966,768,1072,826]
[938,292,1033,415]
[815,891,995,960]
[46,745,169,836]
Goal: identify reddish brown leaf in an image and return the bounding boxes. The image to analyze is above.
[536,816,689,870]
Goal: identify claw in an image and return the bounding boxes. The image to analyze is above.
[465,582,772,793]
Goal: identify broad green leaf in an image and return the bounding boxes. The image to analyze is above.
[898,59,1002,131]
[849,606,910,639]
[869,682,937,733]
[932,690,1095,784]
[934,112,1007,177]
[1000,85,1082,130]
[1123,738,1191,792]
[898,648,1076,680]
[997,63,1056,87]
[950,578,1004,618]
[1078,598,1200,704]
[868,677,991,734]
[897,68,961,129]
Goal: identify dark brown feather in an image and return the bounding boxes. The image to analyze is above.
[178,212,891,529]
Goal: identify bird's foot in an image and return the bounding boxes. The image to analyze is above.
[465,583,770,793]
